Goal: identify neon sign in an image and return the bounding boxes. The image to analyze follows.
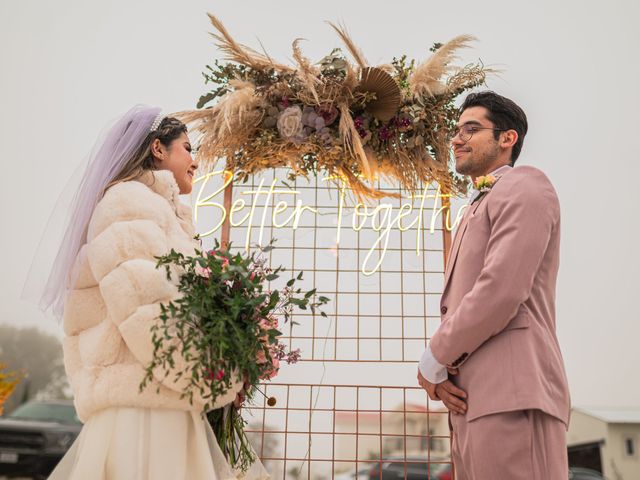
[193,171,467,275]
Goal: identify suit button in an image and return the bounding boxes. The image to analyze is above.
[440,306,448,315]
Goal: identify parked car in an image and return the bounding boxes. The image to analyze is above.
[569,467,605,480]
[366,461,603,480]
[368,457,451,480]
[0,400,81,479]
[335,466,376,480]
[431,464,451,480]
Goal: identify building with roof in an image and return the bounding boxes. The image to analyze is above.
[333,404,450,473]
[568,407,640,479]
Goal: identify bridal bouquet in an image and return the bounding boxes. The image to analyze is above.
[140,242,328,471]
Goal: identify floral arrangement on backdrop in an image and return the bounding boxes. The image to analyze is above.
[140,242,329,471]
[177,14,492,199]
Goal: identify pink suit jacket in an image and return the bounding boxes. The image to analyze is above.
[430,165,571,426]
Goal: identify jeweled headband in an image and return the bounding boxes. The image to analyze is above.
[149,113,164,132]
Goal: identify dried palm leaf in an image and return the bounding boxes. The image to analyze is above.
[337,166,391,201]
[343,62,359,92]
[327,22,368,69]
[356,67,402,122]
[444,63,497,96]
[175,80,266,168]
[207,13,294,74]
[292,38,321,104]
[338,103,373,181]
[409,35,476,98]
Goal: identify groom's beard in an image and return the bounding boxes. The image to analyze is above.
[456,142,501,176]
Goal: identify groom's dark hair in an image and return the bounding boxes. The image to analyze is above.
[460,91,528,164]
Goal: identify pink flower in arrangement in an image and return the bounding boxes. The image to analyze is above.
[249,271,256,281]
[257,356,280,380]
[378,126,392,141]
[286,349,301,365]
[354,116,367,137]
[272,343,287,361]
[258,316,278,331]
[256,345,282,379]
[205,368,225,381]
[394,115,412,132]
[195,264,211,278]
[265,358,280,379]
[204,249,229,269]
[315,105,339,126]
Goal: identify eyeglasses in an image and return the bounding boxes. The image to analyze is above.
[450,124,506,143]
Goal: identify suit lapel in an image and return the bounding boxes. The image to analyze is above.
[443,195,485,289]
[442,167,512,291]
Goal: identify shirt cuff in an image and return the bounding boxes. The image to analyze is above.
[419,345,448,384]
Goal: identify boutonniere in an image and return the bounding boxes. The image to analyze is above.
[474,174,497,193]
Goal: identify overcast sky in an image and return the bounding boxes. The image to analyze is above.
[1,0,639,410]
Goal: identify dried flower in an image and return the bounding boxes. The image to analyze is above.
[316,105,339,126]
[317,127,335,147]
[354,115,371,141]
[277,106,304,142]
[379,126,393,141]
[395,115,412,132]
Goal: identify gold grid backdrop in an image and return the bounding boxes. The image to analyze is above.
[192,168,457,479]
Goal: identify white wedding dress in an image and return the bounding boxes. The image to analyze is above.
[48,407,270,480]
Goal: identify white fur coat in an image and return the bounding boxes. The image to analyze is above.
[63,170,242,422]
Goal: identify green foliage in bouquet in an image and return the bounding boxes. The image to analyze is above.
[140,241,328,471]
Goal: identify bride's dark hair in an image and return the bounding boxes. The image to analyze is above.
[106,117,187,190]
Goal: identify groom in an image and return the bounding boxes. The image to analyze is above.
[417,91,570,479]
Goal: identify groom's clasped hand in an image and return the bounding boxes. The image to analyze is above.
[417,368,467,415]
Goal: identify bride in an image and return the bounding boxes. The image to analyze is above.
[38,105,268,479]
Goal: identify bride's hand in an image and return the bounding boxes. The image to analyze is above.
[233,376,252,408]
